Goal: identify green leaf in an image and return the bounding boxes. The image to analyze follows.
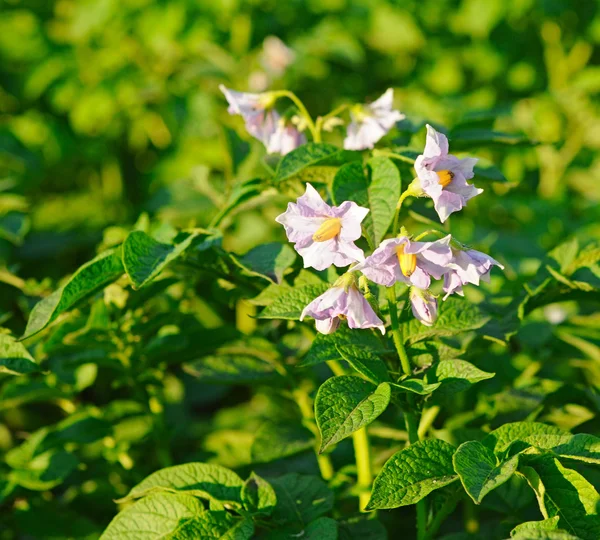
[401,297,490,344]
[100,492,204,540]
[300,324,389,367]
[315,376,391,452]
[473,157,508,182]
[269,473,334,528]
[274,143,356,183]
[550,238,580,275]
[184,355,279,384]
[22,247,124,340]
[238,243,296,284]
[120,463,245,505]
[520,454,600,540]
[482,422,600,464]
[0,333,38,375]
[453,440,520,503]
[251,422,314,463]
[170,510,254,539]
[391,379,441,395]
[9,449,79,491]
[449,128,533,149]
[263,517,338,540]
[335,346,390,384]
[259,284,329,320]
[367,439,458,510]
[211,177,264,227]
[331,157,401,247]
[431,359,495,396]
[338,517,388,540]
[511,517,581,540]
[405,340,464,367]
[241,472,277,516]
[123,230,203,289]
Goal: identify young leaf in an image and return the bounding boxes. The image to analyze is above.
[331,157,401,247]
[432,359,495,395]
[122,230,202,289]
[170,510,254,539]
[241,472,277,516]
[22,247,124,340]
[269,473,334,528]
[100,492,204,540]
[251,422,314,463]
[335,346,390,384]
[520,455,600,540]
[366,439,458,510]
[274,143,356,183]
[0,333,38,375]
[259,284,329,320]
[453,440,520,504]
[119,463,245,505]
[238,242,296,284]
[315,376,391,452]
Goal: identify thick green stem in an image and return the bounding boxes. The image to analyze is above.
[418,406,440,440]
[295,387,334,481]
[352,427,372,511]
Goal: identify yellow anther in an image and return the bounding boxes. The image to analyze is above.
[312,218,342,242]
[436,169,454,187]
[396,244,417,277]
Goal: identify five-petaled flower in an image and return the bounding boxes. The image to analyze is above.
[220,85,305,155]
[300,275,385,335]
[443,247,504,299]
[415,124,482,223]
[409,288,438,327]
[353,235,453,289]
[344,89,405,151]
[275,183,369,271]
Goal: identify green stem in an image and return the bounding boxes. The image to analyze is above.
[352,427,372,511]
[272,90,319,141]
[393,190,414,237]
[372,149,416,165]
[295,387,334,481]
[417,406,440,440]
[315,103,349,139]
[386,286,411,376]
[413,229,447,242]
[423,492,461,540]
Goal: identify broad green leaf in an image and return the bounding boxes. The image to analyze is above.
[241,472,277,516]
[300,324,389,367]
[22,247,124,340]
[401,297,490,344]
[0,333,38,375]
[473,157,508,182]
[274,143,356,183]
[238,242,296,284]
[122,230,202,289]
[263,517,338,540]
[449,128,533,149]
[211,177,264,227]
[367,439,458,510]
[331,157,401,246]
[251,422,314,463]
[338,517,388,540]
[391,379,441,395]
[259,284,329,320]
[315,376,391,452]
[511,517,581,540]
[453,440,519,503]
[406,340,463,367]
[431,359,495,395]
[269,473,334,528]
[482,422,600,464]
[521,455,600,540]
[335,346,390,384]
[9,449,79,491]
[184,355,279,384]
[120,463,245,505]
[170,510,254,539]
[550,238,580,275]
[100,492,204,540]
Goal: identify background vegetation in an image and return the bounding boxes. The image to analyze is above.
[1,0,599,538]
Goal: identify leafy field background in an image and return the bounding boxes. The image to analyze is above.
[1,0,599,538]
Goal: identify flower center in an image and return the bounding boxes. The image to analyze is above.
[396,244,417,277]
[312,218,342,242]
[436,169,454,187]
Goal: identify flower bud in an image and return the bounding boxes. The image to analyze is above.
[409,288,438,327]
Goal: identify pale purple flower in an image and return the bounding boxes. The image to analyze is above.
[414,124,482,223]
[443,248,504,299]
[353,235,453,289]
[261,36,295,75]
[275,183,369,271]
[344,89,405,151]
[300,283,385,335]
[219,85,304,155]
[410,288,438,326]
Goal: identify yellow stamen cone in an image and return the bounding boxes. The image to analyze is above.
[396,244,417,277]
[312,218,342,242]
[436,170,454,187]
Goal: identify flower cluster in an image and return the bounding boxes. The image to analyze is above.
[220,86,503,334]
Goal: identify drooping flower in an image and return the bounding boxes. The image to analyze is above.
[443,247,504,299]
[219,85,304,155]
[344,89,405,151]
[410,288,438,326]
[300,274,385,335]
[261,36,295,75]
[353,235,453,289]
[275,183,369,271]
[414,124,482,223]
